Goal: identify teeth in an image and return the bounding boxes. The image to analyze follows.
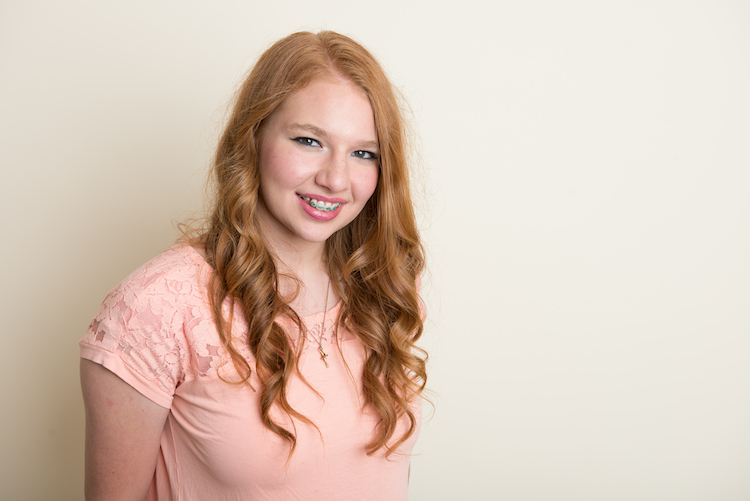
[301,196,341,212]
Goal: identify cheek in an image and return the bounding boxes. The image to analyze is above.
[353,168,380,202]
[259,147,309,190]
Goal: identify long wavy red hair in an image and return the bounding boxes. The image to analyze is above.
[201,31,426,457]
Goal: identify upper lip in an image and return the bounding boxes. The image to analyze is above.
[298,193,347,204]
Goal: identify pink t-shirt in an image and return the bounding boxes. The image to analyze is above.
[80,244,420,500]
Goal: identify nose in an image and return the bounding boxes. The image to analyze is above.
[315,151,349,193]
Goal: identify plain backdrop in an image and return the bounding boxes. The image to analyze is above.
[2,1,749,500]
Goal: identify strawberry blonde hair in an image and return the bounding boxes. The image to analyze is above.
[201,31,426,456]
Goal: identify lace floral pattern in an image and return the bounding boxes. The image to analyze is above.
[82,245,344,399]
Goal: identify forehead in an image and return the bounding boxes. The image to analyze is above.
[268,77,378,144]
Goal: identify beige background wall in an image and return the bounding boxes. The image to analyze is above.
[2,1,749,500]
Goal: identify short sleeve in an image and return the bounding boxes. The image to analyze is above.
[80,263,192,408]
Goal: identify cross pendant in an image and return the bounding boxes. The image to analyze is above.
[318,346,329,368]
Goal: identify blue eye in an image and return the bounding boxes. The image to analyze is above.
[353,150,378,161]
[293,137,321,147]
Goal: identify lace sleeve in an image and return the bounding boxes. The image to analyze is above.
[80,264,193,408]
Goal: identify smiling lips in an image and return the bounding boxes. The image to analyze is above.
[297,194,345,222]
[299,195,342,212]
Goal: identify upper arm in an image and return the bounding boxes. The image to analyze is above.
[80,358,170,501]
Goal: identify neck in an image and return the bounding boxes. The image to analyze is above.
[277,265,335,317]
[261,233,336,317]
[258,226,326,276]
[269,241,327,280]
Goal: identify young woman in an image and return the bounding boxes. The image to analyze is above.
[80,31,427,500]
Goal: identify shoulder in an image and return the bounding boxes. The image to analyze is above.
[90,244,212,340]
[110,244,209,300]
[85,244,211,353]
[81,244,213,403]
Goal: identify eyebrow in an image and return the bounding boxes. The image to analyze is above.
[288,123,379,151]
[289,123,328,138]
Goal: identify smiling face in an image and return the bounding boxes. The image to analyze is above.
[256,77,380,253]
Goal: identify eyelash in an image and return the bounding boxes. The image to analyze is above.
[293,137,321,147]
[353,150,378,161]
[292,137,378,161]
